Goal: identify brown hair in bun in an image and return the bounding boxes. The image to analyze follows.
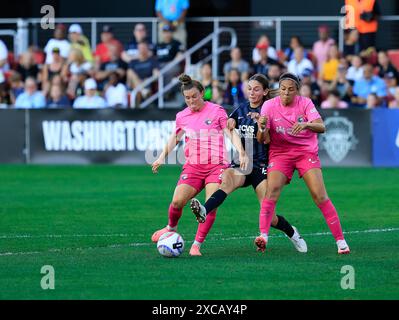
[179,74,204,95]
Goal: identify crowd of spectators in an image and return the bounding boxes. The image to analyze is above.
[0,22,185,108]
[212,25,399,110]
[0,19,399,110]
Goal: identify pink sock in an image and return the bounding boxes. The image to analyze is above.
[259,198,276,235]
[195,210,217,243]
[318,199,344,241]
[168,204,183,229]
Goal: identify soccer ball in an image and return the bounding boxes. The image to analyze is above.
[157,232,184,257]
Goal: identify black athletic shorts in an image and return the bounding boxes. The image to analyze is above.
[231,162,267,190]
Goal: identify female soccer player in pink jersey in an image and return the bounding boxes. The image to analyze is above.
[256,72,350,254]
[189,74,307,253]
[151,74,248,256]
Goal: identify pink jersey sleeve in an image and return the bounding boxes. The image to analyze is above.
[261,100,272,129]
[303,98,321,122]
[175,113,183,135]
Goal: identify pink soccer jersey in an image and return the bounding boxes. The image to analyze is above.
[175,101,229,165]
[260,95,322,156]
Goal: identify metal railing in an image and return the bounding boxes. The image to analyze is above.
[1,15,398,57]
[1,15,399,108]
[130,27,237,108]
[0,30,17,55]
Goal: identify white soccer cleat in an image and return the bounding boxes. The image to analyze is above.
[289,226,308,253]
[337,239,350,254]
[190,198,207,223]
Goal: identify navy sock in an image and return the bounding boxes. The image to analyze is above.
[204,190,228,214]
[272,215,295,238]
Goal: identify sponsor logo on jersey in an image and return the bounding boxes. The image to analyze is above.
[276,126,286,134]
[239,124,255,138]
[319,115,358,163]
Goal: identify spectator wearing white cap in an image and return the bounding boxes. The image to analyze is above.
[68,24,93,63]
[73,78,107,108]
[44,24,71,64]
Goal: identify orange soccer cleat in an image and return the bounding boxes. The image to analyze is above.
[151,227,170,243]
[189,244,202,256]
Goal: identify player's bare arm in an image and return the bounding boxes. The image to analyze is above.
[223,127,249,171]
[152,130,184,174]
[291,118,325,135]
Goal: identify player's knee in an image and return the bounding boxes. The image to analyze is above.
[312,192,328,206]
[219,172,235,193]
[219,180,233,193]
[266,185,282,200]
[171,199,186,209]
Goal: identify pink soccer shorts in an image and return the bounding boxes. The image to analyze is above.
[177,163,229,192]
[267,152,321,183]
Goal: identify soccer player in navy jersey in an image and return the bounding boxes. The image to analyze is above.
[190,74,307,252]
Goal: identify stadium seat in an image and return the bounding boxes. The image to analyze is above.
[388,49,399,70]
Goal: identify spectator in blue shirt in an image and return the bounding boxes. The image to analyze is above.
[352,63,387,107]
[14,77,46,108]
[47,84,71,108]
[156,0,189,49]
[223,68,246,108]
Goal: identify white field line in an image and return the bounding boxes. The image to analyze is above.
[0,227,398,257]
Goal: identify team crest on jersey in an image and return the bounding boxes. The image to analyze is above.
[181,174,188,180]
[319,114,358,163]
[297,115,305,123]
[205,119,212,125]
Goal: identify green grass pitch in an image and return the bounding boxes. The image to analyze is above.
[0,165,398,300]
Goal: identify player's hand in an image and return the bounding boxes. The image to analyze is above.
[257,116,268,130]
[151,158,164,174]
[239,152,249,171]
[247,112,260,121]
[291,122,308,135]
[227,118,236,131]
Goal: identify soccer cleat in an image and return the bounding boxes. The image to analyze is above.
[190,198,207,223]
[254,236,267,252]
[289,226,308,253]
[337,239,350,254]
[151,227,170,243]
[189,244,202,256]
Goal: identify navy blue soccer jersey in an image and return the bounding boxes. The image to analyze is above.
[229,101,269,168]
